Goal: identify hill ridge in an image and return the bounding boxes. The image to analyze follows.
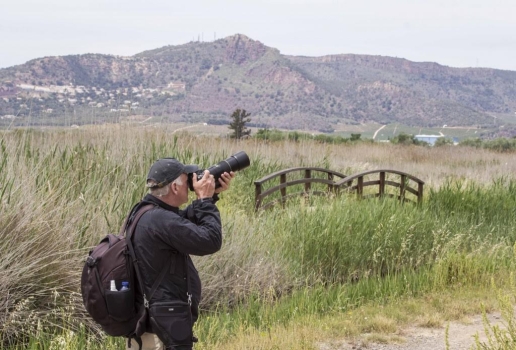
[1,34,515,131]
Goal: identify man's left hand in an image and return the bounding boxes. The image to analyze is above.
[215,172,235,194]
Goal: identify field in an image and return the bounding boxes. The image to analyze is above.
[332,122,503,141]
[156,118,514,142]
[1,124,516,349]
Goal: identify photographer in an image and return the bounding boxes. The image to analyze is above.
[128,157,234,349]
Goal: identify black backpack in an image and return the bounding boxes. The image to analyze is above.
[81,204,156,348]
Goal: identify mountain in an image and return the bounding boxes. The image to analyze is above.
[1,34,515,131]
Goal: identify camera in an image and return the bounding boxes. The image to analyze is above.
[187,151,250,191]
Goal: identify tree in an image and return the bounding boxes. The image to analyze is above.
[350,133,362,141]
[228,109,251,139]
[390,132,424,145]
[434,137,453,147]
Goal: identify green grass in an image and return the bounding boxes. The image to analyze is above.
[1,125,516,349]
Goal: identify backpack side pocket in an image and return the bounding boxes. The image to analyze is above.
[105,288,136,322]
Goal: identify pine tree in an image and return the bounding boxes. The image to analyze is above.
[228,109,251,139]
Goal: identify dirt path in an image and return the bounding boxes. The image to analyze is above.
[372,125,386,140]
[319,312,505,350]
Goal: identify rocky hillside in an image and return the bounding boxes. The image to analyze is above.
[1,34,515,131]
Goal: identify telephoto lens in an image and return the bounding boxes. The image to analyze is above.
[188,151,250,191]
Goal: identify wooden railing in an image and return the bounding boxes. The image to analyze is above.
[254,167,347,211]
[254,168,424,210]
[333,169,424,203]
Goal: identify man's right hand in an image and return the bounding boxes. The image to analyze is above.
[192,170,216,199]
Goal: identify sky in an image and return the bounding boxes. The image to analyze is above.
[1,0,515,71]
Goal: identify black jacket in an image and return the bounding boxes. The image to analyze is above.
[130,194,222,324]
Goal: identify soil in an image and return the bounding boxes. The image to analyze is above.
[318,312,506,350]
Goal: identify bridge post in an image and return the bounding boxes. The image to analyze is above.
[357,176,363,199]
[400,174,406,202]
[304,169,311,193]
[418,182,424,204]
[379,171,385,198]
[327,172,334,192]
[280,174,287,207]
[255,183,262,211]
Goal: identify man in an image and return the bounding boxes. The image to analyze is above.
[128,157,234,349]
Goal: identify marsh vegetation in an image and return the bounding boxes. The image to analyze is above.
[1,125,515,349]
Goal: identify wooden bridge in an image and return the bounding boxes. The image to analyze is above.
[254,168,425,211]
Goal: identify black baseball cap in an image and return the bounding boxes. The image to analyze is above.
[146,158,199,189]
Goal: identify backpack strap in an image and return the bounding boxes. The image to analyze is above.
[184,254,192,308]
[127,336,142,349]
[118,201,141,235]
[123,204,167,305]
[123,204,156,349]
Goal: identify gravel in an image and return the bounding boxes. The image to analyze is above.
[318,312,506,350]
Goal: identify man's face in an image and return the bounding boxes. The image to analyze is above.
[175,173,189,205]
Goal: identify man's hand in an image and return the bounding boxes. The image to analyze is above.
[215,171,236,194]
[193,170,215,199]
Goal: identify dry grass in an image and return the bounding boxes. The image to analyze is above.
[203,286,504,349]
[3,125,515,189]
